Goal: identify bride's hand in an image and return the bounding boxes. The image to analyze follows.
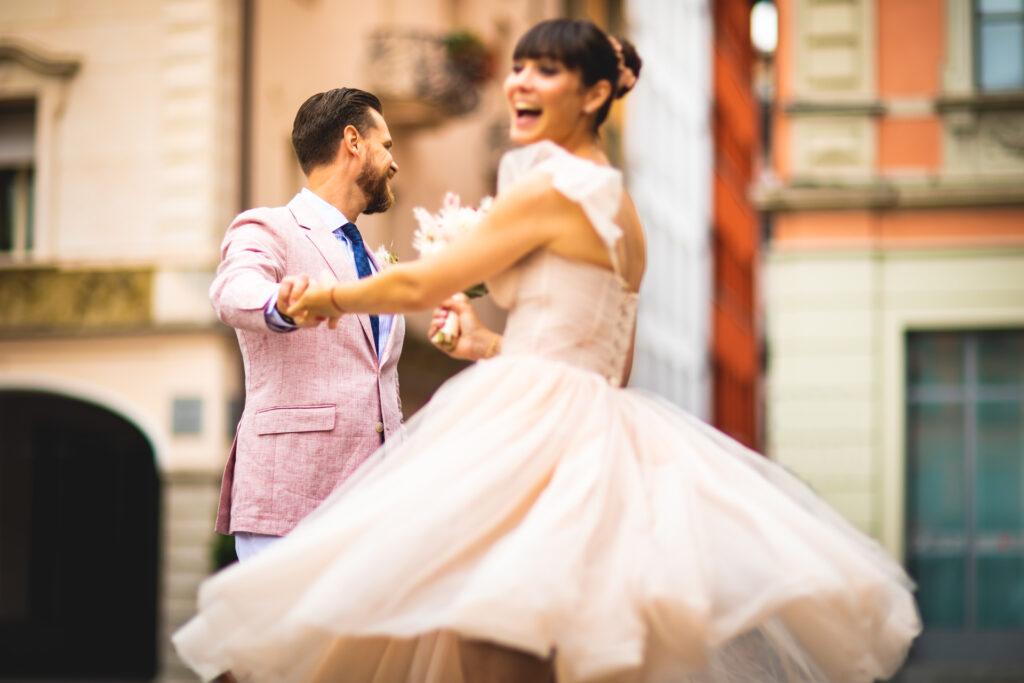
[286,272,343,329]
[429,295,500,361]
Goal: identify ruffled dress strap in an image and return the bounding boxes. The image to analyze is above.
[497,141,625,274]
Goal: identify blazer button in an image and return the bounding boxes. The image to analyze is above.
[375,421,384,434]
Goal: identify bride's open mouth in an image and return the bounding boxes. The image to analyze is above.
[514,103,542,124]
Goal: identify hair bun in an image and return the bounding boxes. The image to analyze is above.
[612,36,642,99]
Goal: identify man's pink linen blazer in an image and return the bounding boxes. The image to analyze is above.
[211,192,404,536]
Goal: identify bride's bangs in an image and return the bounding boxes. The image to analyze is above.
[512,20,585,71]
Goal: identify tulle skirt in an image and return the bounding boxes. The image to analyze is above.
[173,354,920,682]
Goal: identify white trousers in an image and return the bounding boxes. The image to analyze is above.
[234,532,282,562]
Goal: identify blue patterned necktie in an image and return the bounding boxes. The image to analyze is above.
[335,222,379,355]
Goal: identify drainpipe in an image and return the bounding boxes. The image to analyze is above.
[239,0,253,211]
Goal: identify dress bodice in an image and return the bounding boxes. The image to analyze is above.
[486,141,638,386]
[488,252,638,386]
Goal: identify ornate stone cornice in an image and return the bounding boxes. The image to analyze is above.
[753,180,1024,211]
[0,267,151,335]
[0,41,80,78]
[936,92,1024,113]
[784,93,1024,118]
[783,100,886,117]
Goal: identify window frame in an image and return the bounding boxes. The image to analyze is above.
[0,98,37,257]
[0,43,79,267]
[904,329,1024,664]
[1,167,34,254]
[974,0,1024,92]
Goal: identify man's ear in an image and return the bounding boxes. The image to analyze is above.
[343,124,361,156]
[583,80,613,115]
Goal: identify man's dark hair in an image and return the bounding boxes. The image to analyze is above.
[291,88,384,175]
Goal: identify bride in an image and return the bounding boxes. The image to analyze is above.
[174,18,920,683]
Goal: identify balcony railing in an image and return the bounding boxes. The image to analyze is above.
[367,28,492,127]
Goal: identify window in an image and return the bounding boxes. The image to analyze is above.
[906,330,1024,663]
[171,397,203,435]
[0,99,36,256]
[976,0,1024,91]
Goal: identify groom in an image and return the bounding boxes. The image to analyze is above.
[210,87,405,561]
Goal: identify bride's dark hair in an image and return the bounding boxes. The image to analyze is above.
[513,19,642,132]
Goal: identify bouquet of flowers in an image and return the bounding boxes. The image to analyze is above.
[412,191,492,350]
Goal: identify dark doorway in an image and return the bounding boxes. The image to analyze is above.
[0,390,160,680]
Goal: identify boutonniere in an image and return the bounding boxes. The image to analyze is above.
[373,244,398,270]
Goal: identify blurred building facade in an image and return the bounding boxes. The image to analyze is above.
[758,0,1024,674]
[626,0,761,450]
[0,0,740,680]
[624,0,714,420]
[0,2,244,679]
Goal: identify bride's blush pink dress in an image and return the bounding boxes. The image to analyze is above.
[173,141,921,683]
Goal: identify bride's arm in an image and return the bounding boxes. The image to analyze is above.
[288,173,573,321]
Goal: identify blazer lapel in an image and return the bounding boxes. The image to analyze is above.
[288,194,377,353]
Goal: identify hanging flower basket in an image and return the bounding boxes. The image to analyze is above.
[367,28,494,123]
[442,30,495,85]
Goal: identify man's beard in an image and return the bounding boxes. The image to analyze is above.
[357,162,394,215]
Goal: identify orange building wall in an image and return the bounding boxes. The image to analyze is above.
[713,0,760,449]
[877,0,945,173]
[773,0,950,181]
[878,118,942,170]
[878,0,945,96]
[773,207,1024,250]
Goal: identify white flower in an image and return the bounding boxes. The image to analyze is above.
[373,244,397,269]
[412,192,492,258]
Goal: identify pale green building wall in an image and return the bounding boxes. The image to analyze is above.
[766,247,1024,558]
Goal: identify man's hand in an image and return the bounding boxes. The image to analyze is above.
[277,275,322,328]
[286,272,344,329]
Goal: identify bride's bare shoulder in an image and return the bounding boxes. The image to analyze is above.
[493,170,579,220]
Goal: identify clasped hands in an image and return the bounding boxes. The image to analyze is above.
[278,273,342,329]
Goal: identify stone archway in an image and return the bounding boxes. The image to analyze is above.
[0,389,159,680]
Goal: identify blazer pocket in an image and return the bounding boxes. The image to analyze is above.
[254,404,336,435]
